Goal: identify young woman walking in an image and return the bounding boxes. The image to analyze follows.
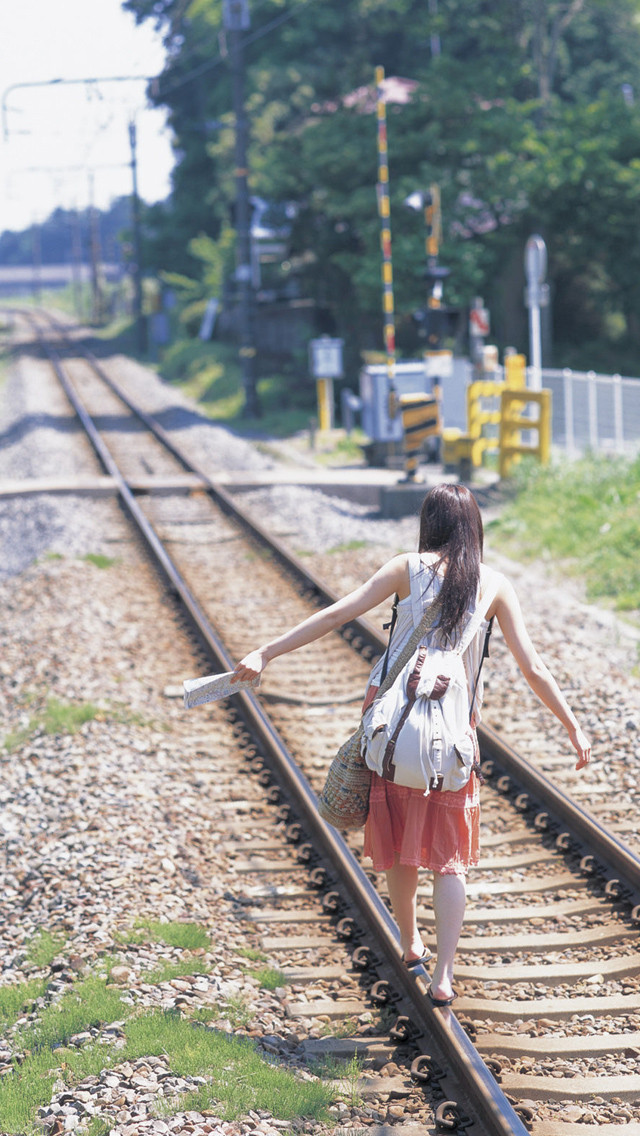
[232,484,591,1006]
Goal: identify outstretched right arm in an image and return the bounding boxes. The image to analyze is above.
[232,553,410,684]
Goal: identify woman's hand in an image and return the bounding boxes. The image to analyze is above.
[569,725,592,771]
[232,649,267,683]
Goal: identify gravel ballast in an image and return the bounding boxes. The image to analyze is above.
[2,317,640,1133]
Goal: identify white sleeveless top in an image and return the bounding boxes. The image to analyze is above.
[366,553,504,724]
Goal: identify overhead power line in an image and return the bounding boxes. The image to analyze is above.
[2,75,152,142]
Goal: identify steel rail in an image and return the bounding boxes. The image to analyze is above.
[480,723,640,900]
[51,328,386,652]
[28,317,532,1136]
[66,336,640,904]
[160,596,533,1136]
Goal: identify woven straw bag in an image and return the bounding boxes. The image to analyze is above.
[318,595,442,830]
[317,723,369,829]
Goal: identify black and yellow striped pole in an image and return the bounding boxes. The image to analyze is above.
[397,182,444,480]
[376,75,441,480]
[375,66,398,420]
[398,392,441,480]
[425,183,444,349]
[425,183,441,267]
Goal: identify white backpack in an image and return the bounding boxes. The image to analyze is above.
[361,572,497,795]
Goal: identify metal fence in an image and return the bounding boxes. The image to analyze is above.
[539,367,640,457]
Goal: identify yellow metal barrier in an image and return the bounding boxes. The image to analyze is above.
[504,353,526,390]
[499,388,552,478]
[442,353,529,477]
[398,392,441,480]
[465,378,505,466]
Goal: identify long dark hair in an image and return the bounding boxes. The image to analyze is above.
[418,484,484,644]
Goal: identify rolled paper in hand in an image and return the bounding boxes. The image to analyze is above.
[183,671,260,708]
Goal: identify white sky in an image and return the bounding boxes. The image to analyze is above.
[0,0,175,235]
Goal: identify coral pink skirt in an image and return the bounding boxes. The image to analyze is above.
[363,770,480,875]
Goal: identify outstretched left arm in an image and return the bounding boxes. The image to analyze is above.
[488,577,592,771]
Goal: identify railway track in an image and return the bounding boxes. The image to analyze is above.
[5,308,640,1135]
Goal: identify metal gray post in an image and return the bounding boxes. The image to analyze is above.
[613,373,624,452]
[70,209,84,320]
[128,119,146,353]
[588,371,598,449]
[562,368,575,454]
[88,172,102,324]
[31,222,42,302]
[524,234,548,390]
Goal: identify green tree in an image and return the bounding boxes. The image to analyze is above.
[124,0,640,371]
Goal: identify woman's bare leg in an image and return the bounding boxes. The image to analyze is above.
[385,855,425,961]
[429,870,466,999]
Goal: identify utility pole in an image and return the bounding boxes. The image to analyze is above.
[87,172,103,324]
[128,117,146,353]
[223,0,260,417]
[70,207,83,320]
[31,221,42,303]
[428,0,441,58]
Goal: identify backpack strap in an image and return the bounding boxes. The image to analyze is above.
[468,617,494,726]
[381,645,427,778]
[370,586,443,708]
[379,594,399,684]
[378,553,438,686]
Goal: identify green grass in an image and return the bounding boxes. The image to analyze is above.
[1,698,161,754]
[0,953,334,1135]
[0,977,128,1130]
[488,454,640,611]
[141,958,210,985]
[327,540,369,554]
[124,1011,333,1123]
[42,698,100,734]
[246,966,287,991]
[3,698,101,753]
[18,976,126,1052]
[311,429,368,466]
[86,1120,114,1136]
[113,928,147,947]
[234,946,268,963]
[0,978,48,1030]
[24,930,68,970]
[83,553,118,569]
[132,919,211,952]
[0,1051,60,1135]
[190,1006,217,1024]
[310,1053,365,1108]
[223,992,254,1030]
[158,337,317,436]
[319,1016,360,1039]
[2,1010,333,1131]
